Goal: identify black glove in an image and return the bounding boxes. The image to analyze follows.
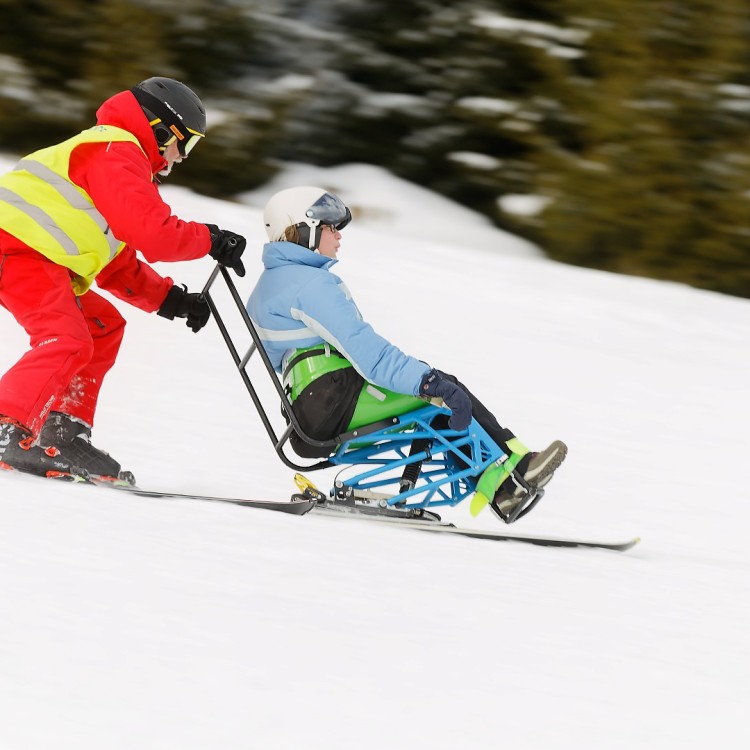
[419,369,472,431]
[157,285,211,333]
[206,224,246,277]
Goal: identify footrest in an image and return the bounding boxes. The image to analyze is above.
[489,487,544,524]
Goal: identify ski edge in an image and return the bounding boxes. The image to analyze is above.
[86,480,638,549]
[311,506,640,551]
[90,481,315,515]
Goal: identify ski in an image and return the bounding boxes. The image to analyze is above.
[3,470,635,547]
[311,505,640,551]
[91,480,315,515]
[295,474,639,551]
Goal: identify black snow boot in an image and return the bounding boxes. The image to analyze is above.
[38,411,128,482]
[0,415,88,479]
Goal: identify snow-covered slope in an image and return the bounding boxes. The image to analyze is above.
[1,156,748,750]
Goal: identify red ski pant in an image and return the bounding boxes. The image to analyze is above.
[0,252,125,434]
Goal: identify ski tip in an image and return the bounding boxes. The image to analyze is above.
[595,536,641,551]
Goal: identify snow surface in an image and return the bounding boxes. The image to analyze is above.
[1,155,749,750]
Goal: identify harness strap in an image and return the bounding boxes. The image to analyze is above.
[282,345,351,402]
[282,346,346,381]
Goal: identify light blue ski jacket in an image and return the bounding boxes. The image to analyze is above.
[246,241,430,395]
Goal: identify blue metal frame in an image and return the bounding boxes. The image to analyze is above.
[329,404,505,509]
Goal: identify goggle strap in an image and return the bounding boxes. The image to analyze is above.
[132,88,181,134]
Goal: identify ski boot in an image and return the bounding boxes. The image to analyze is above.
[0,415,89,481]
[38,412,135,485]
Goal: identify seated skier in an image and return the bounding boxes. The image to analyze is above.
[245,186,567,515]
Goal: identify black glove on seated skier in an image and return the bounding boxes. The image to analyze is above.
[205,224,246,277]
[157,285,211,333]
[419,369,472,431]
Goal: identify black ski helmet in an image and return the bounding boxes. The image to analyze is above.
[131,76,206,156]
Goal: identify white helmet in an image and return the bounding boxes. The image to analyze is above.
[263,186,352,250]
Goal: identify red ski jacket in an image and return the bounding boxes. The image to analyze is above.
[0,89,212,312]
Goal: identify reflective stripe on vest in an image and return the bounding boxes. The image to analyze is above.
[0,185,80,257]
[0,125,144,294]
[10,159,122,259]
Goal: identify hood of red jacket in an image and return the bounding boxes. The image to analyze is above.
[95,90,168,175]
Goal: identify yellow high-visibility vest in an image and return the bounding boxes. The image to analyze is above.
[0,125,146,294]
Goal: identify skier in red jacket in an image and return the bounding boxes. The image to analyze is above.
[0,76,246,483]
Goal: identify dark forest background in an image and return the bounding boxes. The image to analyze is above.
[1,0,749,297]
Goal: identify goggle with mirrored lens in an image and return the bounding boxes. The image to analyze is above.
[153,121,205,157]
[305,192,352,231]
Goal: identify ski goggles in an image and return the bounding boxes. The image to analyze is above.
[305,192,352,231]
[153,121,205,157]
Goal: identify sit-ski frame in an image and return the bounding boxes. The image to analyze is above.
[201,265,539,522]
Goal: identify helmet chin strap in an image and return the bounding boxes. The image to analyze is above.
[308,223,322,251]
[296,223,322,251]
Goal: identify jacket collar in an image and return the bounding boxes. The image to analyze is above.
[262,241,338,270]
[95,90,168,175]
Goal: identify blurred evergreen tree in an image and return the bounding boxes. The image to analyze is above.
[525,0,750,297]
[274,0,568,221]
[0,0,749,296]
[0,0,281,193]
